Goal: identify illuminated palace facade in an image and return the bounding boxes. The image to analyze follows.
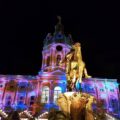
[0,20,119,117]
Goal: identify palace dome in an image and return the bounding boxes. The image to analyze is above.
[43,16,73,47]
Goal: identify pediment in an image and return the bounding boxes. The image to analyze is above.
[50,69,65,76]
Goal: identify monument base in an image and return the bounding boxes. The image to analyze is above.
[57,92,95,120]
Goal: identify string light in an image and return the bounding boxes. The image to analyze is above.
[0,109,8,118]
[19,110,33,119]
[38,111,48,119]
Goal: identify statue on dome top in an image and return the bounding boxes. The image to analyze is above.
[57,16,62,24]
[55,16,64,33]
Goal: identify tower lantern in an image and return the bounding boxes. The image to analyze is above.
[41,17,73,72]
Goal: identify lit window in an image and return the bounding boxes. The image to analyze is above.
[41,86,49,103]
[54,86,62,103]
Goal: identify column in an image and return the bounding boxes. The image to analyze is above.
[51,48,55,67]
[62,48,65,69]
[50,48,52,66]
[44,53,47,67]
[50,80,54,104]
[2,82,8,107]
[42,52,45,70]
[38,81,43,103]
[94,78,98,99]
[13,82,18,107]
[105,79,110,113]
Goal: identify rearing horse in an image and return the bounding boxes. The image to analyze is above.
[73,43,91,83]
[60,42,91,91]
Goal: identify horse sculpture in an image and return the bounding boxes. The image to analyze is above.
[60,42,91,91]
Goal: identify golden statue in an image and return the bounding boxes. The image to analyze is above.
[57,92,95,120]
[60,42,91,91]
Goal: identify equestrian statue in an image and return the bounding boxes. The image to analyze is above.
[60,42,91,91]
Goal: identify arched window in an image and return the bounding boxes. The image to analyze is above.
[54,86,62,103]
[46,56,50,66]
[56,55,61,66]
[41,86,49,103]
[5,95,11,106]
[110,98,118,112]
[17,93,25,105]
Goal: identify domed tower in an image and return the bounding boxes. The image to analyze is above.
[41,16,73,72]
[37,17,73,106]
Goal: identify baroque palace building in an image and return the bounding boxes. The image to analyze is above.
[0,18,119,117]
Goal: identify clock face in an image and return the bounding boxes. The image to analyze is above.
[56,45,63,51]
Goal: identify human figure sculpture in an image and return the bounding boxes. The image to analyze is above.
[70,93,87,120]
[57,92,96,120]
[60,42,91,91]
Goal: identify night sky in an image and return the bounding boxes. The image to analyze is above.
[0,1,120,83]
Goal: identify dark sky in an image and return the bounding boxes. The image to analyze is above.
[0,1,120,83]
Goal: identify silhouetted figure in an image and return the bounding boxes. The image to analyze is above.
[48,110,68,120]
[7,111,20,120]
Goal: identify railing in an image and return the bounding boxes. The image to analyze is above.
[105,113,119,120]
